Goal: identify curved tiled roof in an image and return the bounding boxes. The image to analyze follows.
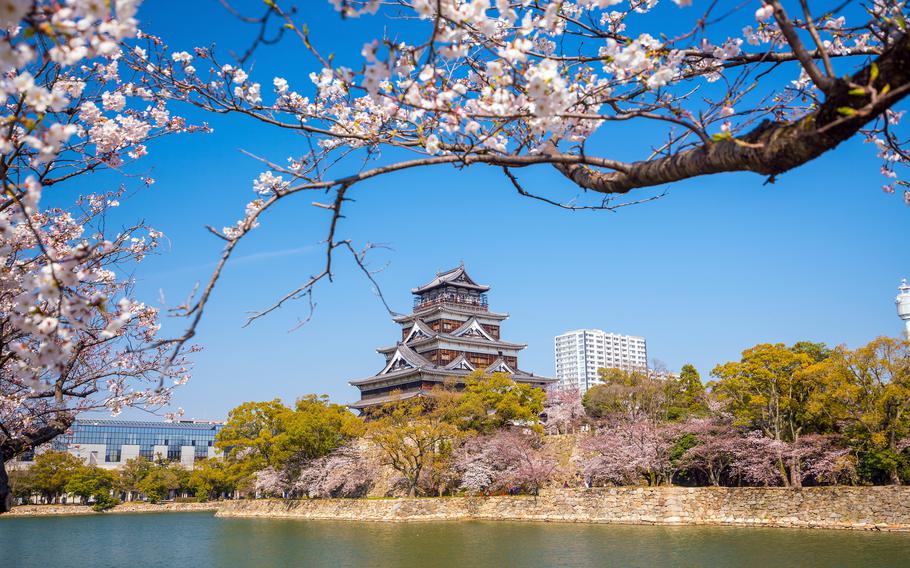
[377,331,526,355]
[411,265,490,294]
[393,304,509,324]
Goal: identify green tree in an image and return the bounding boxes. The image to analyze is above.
[677,364,707,417]
[116,457,153,502]
[711,343,825,442]
[277,395,364,466]
[136,461,185,503]
[710,342,829,486]
[65,465,115,504]
[582,368,684,422]
[90,492,120,512]
[188,458,247,502]
[809,337,910,484]
[369,397,460,497]
[792,341,834,364]
[452,372,545,433]
[216,399,291,470]
[7,468,36,502]
[27,451,83,503]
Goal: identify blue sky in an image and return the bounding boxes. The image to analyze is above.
[91,1,909,419]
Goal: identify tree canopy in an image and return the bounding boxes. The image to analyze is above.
[452,372,546,433]
[711,342,827,443]
[216,396,364,476]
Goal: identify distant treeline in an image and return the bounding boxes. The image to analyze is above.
[14,337,910,503]
[9,453,247,509]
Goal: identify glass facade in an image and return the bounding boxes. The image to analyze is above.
[53,419,223,462]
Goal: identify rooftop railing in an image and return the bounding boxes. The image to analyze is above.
[414,293,489,312]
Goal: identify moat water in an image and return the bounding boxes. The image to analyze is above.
[2,512,909,567]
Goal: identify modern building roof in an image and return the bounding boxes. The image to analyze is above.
[70,419,223,430]
[411,264,490,294]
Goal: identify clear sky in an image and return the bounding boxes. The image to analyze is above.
[91,1,909,420]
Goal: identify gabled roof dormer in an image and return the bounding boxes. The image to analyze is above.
[444,354,476,372]
[486,358,515,374]
[403,319,435,343]
[379,343,430,375]
[450,317,495,341]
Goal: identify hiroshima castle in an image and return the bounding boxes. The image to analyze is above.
[349,265,555,411]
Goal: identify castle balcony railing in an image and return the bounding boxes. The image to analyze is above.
[414,295,489,312]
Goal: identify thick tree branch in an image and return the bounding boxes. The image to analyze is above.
[0,413,74,461]
[548,33,910,195]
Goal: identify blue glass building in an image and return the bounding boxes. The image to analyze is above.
[16,419,223,469]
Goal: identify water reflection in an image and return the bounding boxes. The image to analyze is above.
[2,512,909,568]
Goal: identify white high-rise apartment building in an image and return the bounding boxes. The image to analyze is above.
[554,329,648,392]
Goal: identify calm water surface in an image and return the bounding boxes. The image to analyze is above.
[2,512,909,568]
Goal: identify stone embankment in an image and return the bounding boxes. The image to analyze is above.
[216,487,910,531]
[7,501,217,517]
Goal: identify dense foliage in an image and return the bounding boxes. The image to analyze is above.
[8,453,246,507]
[13,337,910,503]
[579,337,910,488]
[178,339,910,495]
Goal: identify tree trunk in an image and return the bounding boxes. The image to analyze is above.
[790,459,802,488]
[777,458,791,487]
[0,412,75,514]
[0,458,12,513]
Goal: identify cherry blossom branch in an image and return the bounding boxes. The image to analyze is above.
[548,32,910,194]
[768,0,836,93]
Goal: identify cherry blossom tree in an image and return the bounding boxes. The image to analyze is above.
[453,429,555,494]
[726,431,788,486]
[679,419,741,486]
[679,424,856,486]
[294,443,378,498]
[788,434,857,486]
[0,0,203,512]
[580,420,683,486]
[109,0,910,331]
[254,466,293,497]
[544,387,585,435]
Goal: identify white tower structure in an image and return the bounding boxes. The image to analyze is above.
[897,279,910,340]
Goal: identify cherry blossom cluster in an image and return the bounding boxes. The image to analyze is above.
[543,387,584,435]
[453,430,555,494]
[580,418,857,487]
[111,0,906,328]
[580,420,682,486]
[0,0,201,453]
[254,443,378,498]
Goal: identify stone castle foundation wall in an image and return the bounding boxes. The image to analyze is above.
[216,487,910,531]
[7,501,218,517]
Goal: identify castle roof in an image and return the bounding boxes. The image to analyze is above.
[393,304,509,324]
[351,342,548,387]
[411,264,490,295]
[379,316,526,355]
[349,265,553,411]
